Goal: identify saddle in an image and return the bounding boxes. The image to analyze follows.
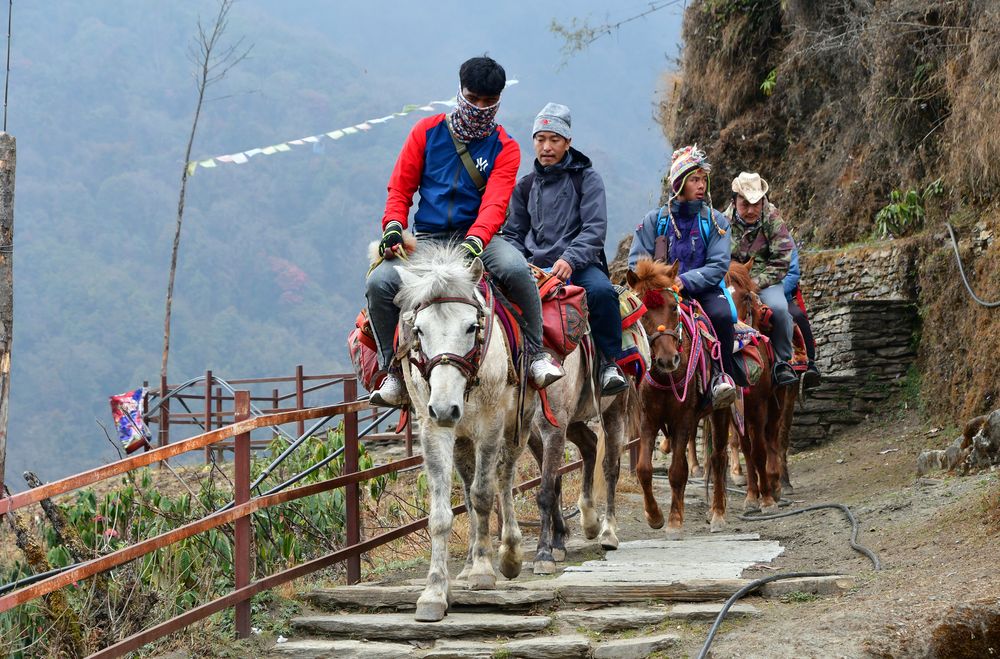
[753,303,810,373]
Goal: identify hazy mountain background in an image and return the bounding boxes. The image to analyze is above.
[5,1,682,481]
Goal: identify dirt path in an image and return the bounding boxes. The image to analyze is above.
[673,408,1000,658]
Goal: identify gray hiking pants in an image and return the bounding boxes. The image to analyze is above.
[759,284,793,362]
[365,234,543,369]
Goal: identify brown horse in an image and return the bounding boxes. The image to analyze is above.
[725,261,784,512]
[627,259,732,534]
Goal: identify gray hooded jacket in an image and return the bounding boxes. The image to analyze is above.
[504,147,607,272]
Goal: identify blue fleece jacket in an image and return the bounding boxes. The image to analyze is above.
[628,201,732,295]
[783,247,801,299]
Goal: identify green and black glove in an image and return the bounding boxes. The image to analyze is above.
[460,235,484,261]
[378,221,404,258]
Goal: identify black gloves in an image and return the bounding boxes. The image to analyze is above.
[460,235,484,261]
[379,221,404,259]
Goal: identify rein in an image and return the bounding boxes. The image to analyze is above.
[407,285,494,397]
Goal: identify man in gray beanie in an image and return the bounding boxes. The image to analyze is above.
[505,103,627,395]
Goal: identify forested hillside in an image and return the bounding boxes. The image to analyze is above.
[6,2,682,480]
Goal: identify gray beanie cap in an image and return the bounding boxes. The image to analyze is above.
[532,102,572,139]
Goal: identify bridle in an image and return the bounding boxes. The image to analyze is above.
[646,289,684,352]
[406,286,493,397]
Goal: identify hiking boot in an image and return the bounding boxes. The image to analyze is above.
[529,352,564,389]
[711,373,737,409]
[600,363,629,396]
[802,360,822,390]
[369,372,408,408]
[773,361,798,387]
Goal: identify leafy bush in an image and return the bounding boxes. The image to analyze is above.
[874,178,944,238]
[0,428,397,657]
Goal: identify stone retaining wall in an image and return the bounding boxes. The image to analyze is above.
[791,243,920,449]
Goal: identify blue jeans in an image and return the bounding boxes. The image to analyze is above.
[759,284,793,362]
[569,265,622,362]
[692,288,738,384]
[365,234,544,368]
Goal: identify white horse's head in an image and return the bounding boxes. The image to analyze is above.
[395,242,485,427]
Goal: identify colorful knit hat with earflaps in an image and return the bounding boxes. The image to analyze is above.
[665,144,726,236]
[668,144,712,202]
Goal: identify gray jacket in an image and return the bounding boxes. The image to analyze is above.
[628,203,732,295]
[504,148,607,272]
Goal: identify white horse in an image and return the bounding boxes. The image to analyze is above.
[394,242,533,622]
[527,343,637,574]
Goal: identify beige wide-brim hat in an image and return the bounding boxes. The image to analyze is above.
[732,171,769,204]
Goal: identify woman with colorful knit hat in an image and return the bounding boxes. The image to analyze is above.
[628,145,741,408]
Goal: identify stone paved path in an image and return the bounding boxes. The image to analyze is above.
[267,486,853,657]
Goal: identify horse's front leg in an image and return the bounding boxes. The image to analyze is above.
[729,424,747,486]
[415,427,456,622]
[666,414,694,535]
[708,409,731,532]
[636,412,664,529]
[572,423,600,541]
[533,423,566,575]
[597,404,625,550]
[467,425,503,590]
[688,419,705,478]
[497,434,525,580]
[453,439,477,581]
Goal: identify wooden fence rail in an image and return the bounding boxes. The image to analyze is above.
[0,378,613,658]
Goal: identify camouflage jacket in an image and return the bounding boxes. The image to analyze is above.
[723,201,794,290]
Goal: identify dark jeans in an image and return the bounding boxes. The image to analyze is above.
[366,234,543,368]
[691,287,738,384]
[788,300,816,361]
[569,264,622,362]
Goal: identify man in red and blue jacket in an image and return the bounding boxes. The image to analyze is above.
[367,56,564,407]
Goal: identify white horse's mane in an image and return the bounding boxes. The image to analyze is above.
[394,241,480,309]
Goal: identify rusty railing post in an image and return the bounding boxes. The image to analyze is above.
[233,390,251,638]
[158,374,170,449]
[343,378,361,584]
[295,364,305,438]
[405,409,413,457]
[142,380,150,452]
[215,387,223,462]
[203,370,213,463]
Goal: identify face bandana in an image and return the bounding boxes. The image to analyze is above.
[449,89,500,142]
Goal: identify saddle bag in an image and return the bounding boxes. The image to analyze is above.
[347,308,383,391]
[533,268,589,358]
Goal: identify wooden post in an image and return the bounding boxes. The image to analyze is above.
[0,133,14,495]
[142,380,150,453]
[203,370,213,463]
[295,364,304,438]
[343,378,361,584]
[233,390,251,638]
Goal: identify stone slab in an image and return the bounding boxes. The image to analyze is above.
[304,585,555,612]
[758,575,856,598]
[668,602,761,620]
[554,605,667,632]
[592,634,681,659]
[502,634,593,658]
[291,612,550,641]
[267,638,416,658]
[522,578,751,603]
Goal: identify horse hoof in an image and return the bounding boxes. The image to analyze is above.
[731,473,747,486]
[456,566,472,581]
[599,528,619,550]
[414,601,447,622]
[533,560,557,575]
[645,511,665,530]
[499,553,522,580]
[691,465,705,479]
[468,573,496,590]
[761,503,778,515]
[743,499,761,514]
[782,482,794,495]
[551,548,566,562]
[709,517,727,533]
[664,526,683,540]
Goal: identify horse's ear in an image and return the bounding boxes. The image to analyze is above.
[468,256,484,283]
[666,260,680,279]
[626,269,639,289]
[745,256,755,270]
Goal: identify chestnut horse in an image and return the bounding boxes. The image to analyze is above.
[725,261,784,511]
[628,259,732,534]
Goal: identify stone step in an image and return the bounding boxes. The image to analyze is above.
[269,633,681,659]
[304,584,555,612]
[290,611,551,641]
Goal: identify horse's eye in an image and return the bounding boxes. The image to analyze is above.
[466,323,478,335]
